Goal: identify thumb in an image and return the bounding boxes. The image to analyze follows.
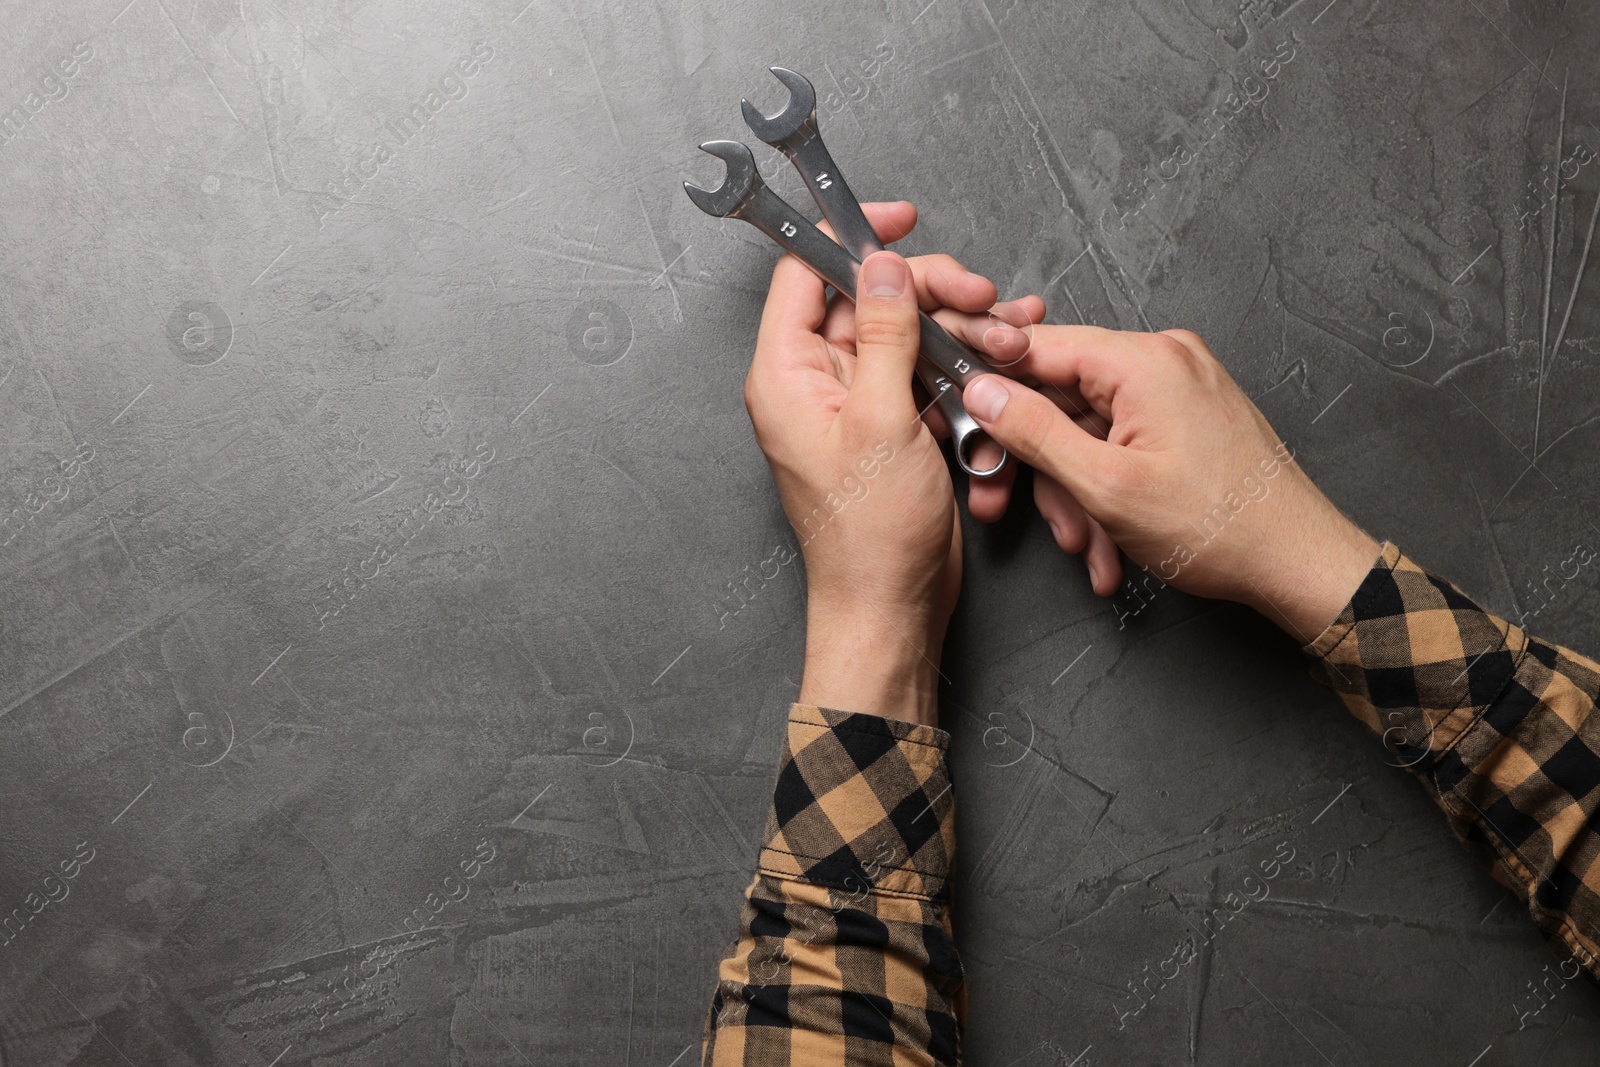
[845,251,921,421]
[963,374,1113,504]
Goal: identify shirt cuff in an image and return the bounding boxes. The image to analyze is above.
[756,703,956,902]
[1300,540,1529,766]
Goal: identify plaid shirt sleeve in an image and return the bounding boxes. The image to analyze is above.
[1305,540,1600,976]
[701,703,964,1067]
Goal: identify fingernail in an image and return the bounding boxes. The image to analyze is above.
[1087,563,1099,590]
[860,253,907,298]
[964,375,1010,422]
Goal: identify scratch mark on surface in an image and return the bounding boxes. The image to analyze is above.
[1239,973,1336,1065]
[239,2,286,198]
[1450,382,1560,490]
[1051,644,1092,685]
[1464,0,1561,91]
[446,978,536,1065]
[111,383,152,424]
[512,383,552,426]
[268,797,366,893]
[1044,246,1091,293]
[919,41,1002,79]
[1468,472,1520,615]
[980,1,1074,215]
[625,961,635,1067]
[645,776,740,871]
[251,644,291,685]
[112,0,142,23]
[40,977,138,1067]
[0,620,159,720]
[576,221,601,298]
[251,244,293,286]
[650,244,691,290]
[1522,49,1556,135]
[111,782,152,824]
[1310,383,1352,424]
[466,601,554,692]
[1535,74,1567,456]
[1451,244,1493,284]
[562,0,682,321]
[1542,189,1600,459]
[651,644,691,686]
[154,0,243,125]
[265,1046,291,1067]
[821,58,869,139]
[512,784,552,826]
[1310,783,1350,824]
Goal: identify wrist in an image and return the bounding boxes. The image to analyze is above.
[799,595,944,727]
[1248,513,1379,642]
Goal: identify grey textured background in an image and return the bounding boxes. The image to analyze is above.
[1,0,1598,1063]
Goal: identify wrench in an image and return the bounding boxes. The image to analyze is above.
[741,66,1006,477]
[684,140,1007,477]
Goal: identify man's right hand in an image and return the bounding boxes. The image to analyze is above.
[961,326,1380,641]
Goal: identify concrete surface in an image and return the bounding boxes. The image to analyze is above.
[1,0,1598,1063]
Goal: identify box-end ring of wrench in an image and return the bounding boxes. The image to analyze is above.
[740,66,1007,478]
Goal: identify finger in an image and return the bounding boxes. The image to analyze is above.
[1003,324,1148,411]
[962,374,1115,507]
[755,250,830,343]
[930,307,1033,367]
[747,252,838,406]
[818,289,857,350]
[845,251,921,422]
[814,293,858,387]
[1082,518,1124,595]
[991,295,1047,326]
[965,436,1016,522]
[1034,472,1091,553]
[1040,381,1109,438]
[861,201,919,245]
[816,201,920,251]
[908,253,997,313]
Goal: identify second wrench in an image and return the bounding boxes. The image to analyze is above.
[741,67,1008,478]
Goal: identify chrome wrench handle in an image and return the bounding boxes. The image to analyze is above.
[740,69,1007,478]
[724,175,993,387]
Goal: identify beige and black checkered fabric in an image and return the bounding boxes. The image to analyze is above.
[702,704,962,1066]
[702,542,1600,1066]
[1307,541,1600,976]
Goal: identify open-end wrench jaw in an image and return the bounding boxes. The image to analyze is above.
[740,67,817,146]
[682,140,762,218]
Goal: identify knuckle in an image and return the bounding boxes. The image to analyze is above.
[742,369,762,416]
[1150,332,1195,362]
[1091,451,1139,497]
[853,315,916,350]
[1158,328,1206,353]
